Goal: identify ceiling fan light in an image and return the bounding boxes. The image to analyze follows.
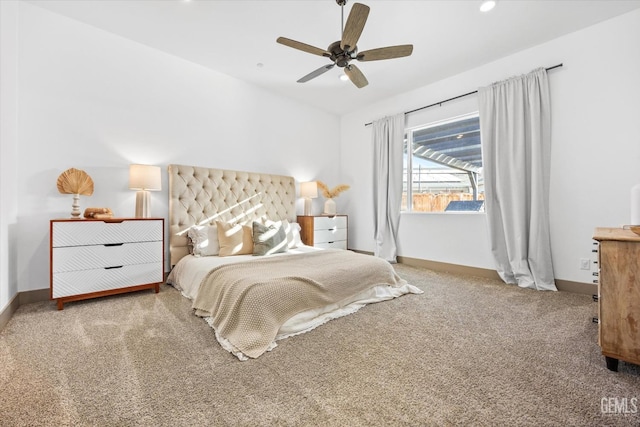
[339,74,350,81]
[480,0,496,12]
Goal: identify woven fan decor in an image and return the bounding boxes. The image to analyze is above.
[57,168,94,218]
[57,168,94,196]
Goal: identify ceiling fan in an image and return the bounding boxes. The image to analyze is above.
[276,0,413,89]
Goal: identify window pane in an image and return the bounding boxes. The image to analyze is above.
[405,113,484,212]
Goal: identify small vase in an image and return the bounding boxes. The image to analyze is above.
[323,198,336,215]
[71,194,81,218]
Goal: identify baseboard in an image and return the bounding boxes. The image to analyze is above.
[1,273,173,332]
[0,294,20,332]
[0,288,51,332]
[397,256,502,281]
[397,256,594,295]
[554,279,597,295]
[19,288,50,305]
[393,255,594,295]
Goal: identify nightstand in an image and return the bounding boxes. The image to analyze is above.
[50,218,164,310]
[297,215,348,249]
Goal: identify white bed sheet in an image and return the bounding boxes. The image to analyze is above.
[167,246,422,359]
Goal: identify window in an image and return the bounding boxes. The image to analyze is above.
[403,113,484,212]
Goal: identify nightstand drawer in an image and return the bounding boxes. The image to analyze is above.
[52,241,163,273]
[52,262,163,298]
[315,241,347,250]
[314,228,347,244]
[52,219,162,247]
[313,216,347,230]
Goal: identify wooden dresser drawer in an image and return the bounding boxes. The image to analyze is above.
[52,241,163,273]
[314,228,347,244]
[52,219,163,247]
[52,262,163,298]
[313,215,347,230]
[315,241,348,250]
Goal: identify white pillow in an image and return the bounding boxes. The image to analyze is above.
[187,225,220,257]
[264,219,303,249]
[286,221,304,248]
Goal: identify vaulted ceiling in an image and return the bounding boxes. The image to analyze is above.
[26,0,640,115]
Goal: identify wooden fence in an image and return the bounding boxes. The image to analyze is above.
[402,192,485,212]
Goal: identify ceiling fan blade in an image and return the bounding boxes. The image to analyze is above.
[297,64,335,83]
[340,3,370,51]
[357,45,414,61]
[277,37,331,58]
[344,64,368,88]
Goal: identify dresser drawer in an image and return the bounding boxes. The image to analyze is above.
[52,241,163,273]
[315,241,347,250]
[52,262,163,298]
[313,216,347,230]
[314,228,347,244]
[52,219,162,247]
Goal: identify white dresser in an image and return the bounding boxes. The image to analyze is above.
[297,215,348,249]
[50,218,164,310]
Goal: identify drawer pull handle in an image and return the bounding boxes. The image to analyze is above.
[104,243,124,247]
[592,294,599,302]
[328,241,335,244]
[104,265,123,270]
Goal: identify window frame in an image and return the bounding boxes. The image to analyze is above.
[403,111,483,214]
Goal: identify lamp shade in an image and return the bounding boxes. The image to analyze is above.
[300,181,318,199]
[129,164,161,191]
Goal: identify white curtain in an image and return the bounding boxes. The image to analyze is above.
[478,68,556,291]
[372,113,405,263]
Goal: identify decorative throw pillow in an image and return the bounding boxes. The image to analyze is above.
[264,219,303,249]
[252,221,288,256]
[187,225,220,257]
[216,221,254,257]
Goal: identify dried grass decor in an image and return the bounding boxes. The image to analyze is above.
[317,181,350,199]
[56,168,94,196]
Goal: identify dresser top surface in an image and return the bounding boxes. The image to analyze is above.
[51,218,163,223]
[593,227,640,242]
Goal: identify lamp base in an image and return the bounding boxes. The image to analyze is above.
[303,197,313,216]
[135,190,151,218]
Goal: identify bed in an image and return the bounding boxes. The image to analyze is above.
[166,164,422,360]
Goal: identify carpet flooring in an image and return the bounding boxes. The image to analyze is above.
[1,264,639,426]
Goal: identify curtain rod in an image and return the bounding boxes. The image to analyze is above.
[364,63,563,127]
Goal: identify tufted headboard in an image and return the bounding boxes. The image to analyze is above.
[168,164,297,266]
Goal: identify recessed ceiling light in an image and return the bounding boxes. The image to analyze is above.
[256,62,264,68]
[339,74,349,82]
[480,0,496,12]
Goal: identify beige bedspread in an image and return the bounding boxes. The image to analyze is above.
[192,249,411,359]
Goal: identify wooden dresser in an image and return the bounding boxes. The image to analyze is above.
[297,215,348,249]
[50,218,164,310]
[592,227,640,371]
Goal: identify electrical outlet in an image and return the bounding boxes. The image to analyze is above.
[580,258,591,270]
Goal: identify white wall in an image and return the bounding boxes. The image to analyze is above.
[0,1,20,311]
[340,8,640,284]
[0,2,340,309]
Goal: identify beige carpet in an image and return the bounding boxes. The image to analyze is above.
[1,264,639,426]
